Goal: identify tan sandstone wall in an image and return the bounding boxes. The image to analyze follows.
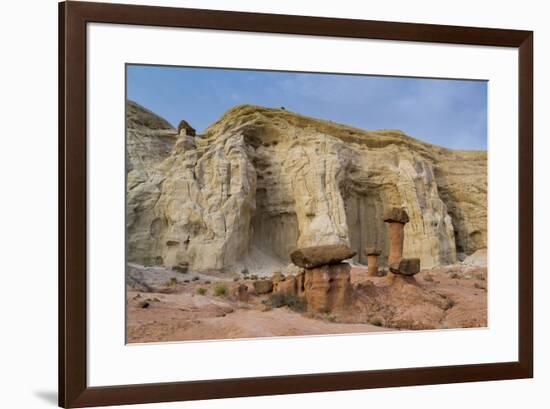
[126,102,487,271]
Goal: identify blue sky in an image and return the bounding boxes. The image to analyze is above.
[127,64,487,150]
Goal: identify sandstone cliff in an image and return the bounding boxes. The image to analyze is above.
[126,102,487,272]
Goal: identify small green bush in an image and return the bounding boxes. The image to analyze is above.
[326,314,337,323]
[214,283,228,297]
[196,288,207,296]
[192,276,200,282]
[265,293,306,313]
[377,269,388,277]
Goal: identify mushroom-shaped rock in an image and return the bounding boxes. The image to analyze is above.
[364,247,382,277]
[290,244,356,269]
[177,119,196,137]
[389,258,421,276]
[364,247,382,256]
[383,207,410,224]
[253,279,273,294]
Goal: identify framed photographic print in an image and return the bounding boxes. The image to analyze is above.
[59,1,533,407]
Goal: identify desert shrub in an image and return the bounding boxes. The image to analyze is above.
[172,265,188,274]
[233,277,240,282]
[183,279,190,283]
[196,288,207,296]
[265,293,306,313]
[166,277,177,286]
[474,282,487,291]
[370,318,383,327]
[214,283,228,297]
[204,280,211,285]
[326,314,337,323]
[192,276,200,281]
[443,298,456,310]
[250,274,258,280]
[377,269,388,277]
[241,268,249,276]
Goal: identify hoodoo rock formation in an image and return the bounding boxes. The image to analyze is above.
[304,263,353,313]
[364,247,381,277]
[126,101,487,272]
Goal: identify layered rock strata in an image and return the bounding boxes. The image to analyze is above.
[126,102,487,272]
[303,263,353,313]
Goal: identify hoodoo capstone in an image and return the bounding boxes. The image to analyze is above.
[290,244,356,269]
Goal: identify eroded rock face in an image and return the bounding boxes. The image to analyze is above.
[126,102,487,271]
[353,274,454,330]
[273,275,297,295]
[303,263,352,313]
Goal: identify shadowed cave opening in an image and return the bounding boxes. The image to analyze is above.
[343,188,388,265]
[250,187,299,264]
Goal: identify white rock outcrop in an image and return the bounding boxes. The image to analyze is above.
[126,102,487,272]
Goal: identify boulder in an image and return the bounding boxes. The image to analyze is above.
[271,271,285,283]
[290,244,356,269]
[303,263,352,313]
[231,283,249,302]
[253,279,274,294]
[172,263,188,274]
[274,275,297,295]
[389,258,421,276]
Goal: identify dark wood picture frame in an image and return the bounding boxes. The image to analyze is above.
[59,1,533,407]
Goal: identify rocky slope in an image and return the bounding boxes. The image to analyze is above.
[126,102,487,272]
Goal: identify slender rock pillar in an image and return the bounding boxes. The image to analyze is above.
[384,208,409,265]
[384,208,410,281]
[364,247,381,277]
